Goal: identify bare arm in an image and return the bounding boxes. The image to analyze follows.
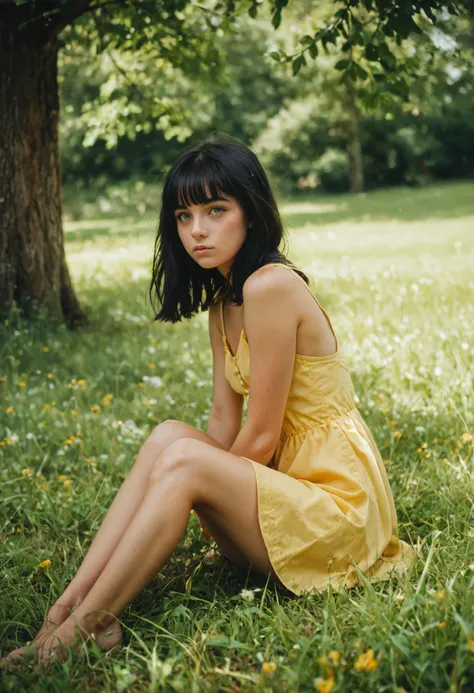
[228,266,298,466]
[206,302,244,450]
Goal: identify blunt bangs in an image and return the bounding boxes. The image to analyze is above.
[166,157,237,214]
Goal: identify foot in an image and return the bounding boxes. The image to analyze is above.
[1,601,76,665]
[94,621,123,650]
[0,621,122,671]
[0,631,73,671]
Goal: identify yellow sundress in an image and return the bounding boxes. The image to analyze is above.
[214,263,416,596]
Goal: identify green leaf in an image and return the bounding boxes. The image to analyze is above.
[269,51,281,61]
[390,635,411,657]
[334,59,350,70]
[300,34,313,46]
[406,17,423,36]
[309,43,319,59]
[365,43,379,61]
[292,56,303,76]
[206,636,249,649]
[355,63,368,80]
[271,9,282,30]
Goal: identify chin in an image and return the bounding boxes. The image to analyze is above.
[195,256,218,268]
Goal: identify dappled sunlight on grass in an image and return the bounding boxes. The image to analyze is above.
[279,201,344,216]
[281,179,474,227]
[64,214,157,243]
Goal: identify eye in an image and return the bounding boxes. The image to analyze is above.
[176,207,224,222]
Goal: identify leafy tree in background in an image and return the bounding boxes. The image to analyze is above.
[0,0,470,325]
[253,6,474,193]
[59,14,294,191]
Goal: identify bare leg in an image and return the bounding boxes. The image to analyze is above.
[5,420,242,659]
[24,438,277,668]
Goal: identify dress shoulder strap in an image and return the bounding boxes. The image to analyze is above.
[261,263,339,351]
[219,297,226,338]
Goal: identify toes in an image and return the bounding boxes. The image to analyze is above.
[0,647,37,671]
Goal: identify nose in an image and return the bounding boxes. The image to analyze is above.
[191,216,208,240]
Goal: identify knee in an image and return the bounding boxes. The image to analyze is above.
[148,419,183,445]
[148,437,196,485]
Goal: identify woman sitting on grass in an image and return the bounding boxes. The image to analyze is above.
[1,134,415,670]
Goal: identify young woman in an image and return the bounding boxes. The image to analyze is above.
[2,135,415,669]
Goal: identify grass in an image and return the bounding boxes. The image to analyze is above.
[1,178,473,691]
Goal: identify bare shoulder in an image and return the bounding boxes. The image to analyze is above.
[242,263,300,301]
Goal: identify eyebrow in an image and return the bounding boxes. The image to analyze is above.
[174,195,230,213]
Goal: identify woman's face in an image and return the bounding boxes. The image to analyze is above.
[174,185,248,280]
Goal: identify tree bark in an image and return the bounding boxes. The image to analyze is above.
[346,81,365,194]
[0,13,86,327]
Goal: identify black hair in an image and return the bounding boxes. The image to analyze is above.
[149,133,309,322]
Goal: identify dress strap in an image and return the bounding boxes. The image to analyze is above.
[261,263,339,351]
[219,298,227,342]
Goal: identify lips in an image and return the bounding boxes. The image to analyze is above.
[194,245,212,250]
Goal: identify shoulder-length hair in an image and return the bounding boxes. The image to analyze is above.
[149,133,309,322]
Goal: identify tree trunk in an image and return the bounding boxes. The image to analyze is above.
[0,16,86,327]
[346,82,365,194]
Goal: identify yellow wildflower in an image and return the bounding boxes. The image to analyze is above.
[71,409,78,417]
[76,379,86,388]
[437,590,445,601]
[6,406,14,414]
[17,381,26,388]
[47,373,54,380]
[63,480,72,487]
[439,621,446,629]
[43,403,51,410]
[21,468,32,476]
[39,559,51,569]
[42,346,49,352]
[393,430,402,439]
[57,475,67,480]
[317,655,328,667]
[102,393,113,406]
[354,648,378,672]
[328,650,340,665]
[314,676,335,693]
[461,433,473,442]
[91,404,101,414]
[261,661,277,674]
[147,362,156,369]
[467,638,474,653]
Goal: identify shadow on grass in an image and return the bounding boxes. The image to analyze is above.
[64,216,156,243]
[280,178,474,229]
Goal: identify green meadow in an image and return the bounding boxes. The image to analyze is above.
[1,179,473,691]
